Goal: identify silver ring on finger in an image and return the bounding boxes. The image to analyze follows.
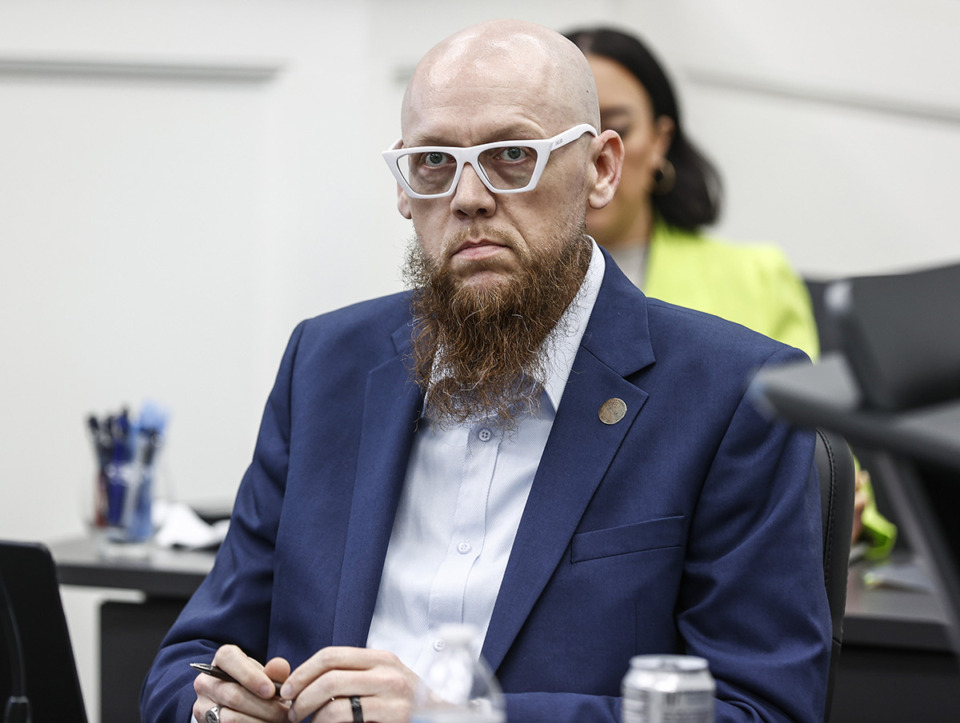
[204,704,221,723]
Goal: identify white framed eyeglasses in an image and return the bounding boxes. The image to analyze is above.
[382,123,598,199]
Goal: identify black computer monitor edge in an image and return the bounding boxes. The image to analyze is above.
[0,540,88,723]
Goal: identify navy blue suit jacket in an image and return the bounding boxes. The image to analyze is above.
[142,255,830,722]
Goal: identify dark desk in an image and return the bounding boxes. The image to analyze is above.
[52,538,960,723]
[51,537,216,723]
[834,555,960,722]
[53,535,214,598]
[844,555,954,651]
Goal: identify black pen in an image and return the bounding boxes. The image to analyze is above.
[189,662,284,697]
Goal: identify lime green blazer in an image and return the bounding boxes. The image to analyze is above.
[644,223,820,359]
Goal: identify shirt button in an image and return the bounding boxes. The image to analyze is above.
[478,427,492,442]
[433,638,445,652]
[457,540,471,554]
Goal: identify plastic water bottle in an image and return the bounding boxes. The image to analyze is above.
[410,624,506,723]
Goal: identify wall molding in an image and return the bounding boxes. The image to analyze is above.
[685,68,960,127]
[0,54,284,83]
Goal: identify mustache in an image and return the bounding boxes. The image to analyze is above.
[442,226,519,261]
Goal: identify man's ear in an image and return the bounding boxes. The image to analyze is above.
[587,130,625,210]
[397,185,412,219]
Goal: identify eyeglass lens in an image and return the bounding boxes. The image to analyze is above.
[395,144,539,196]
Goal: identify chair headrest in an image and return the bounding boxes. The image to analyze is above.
[824,261,960,411]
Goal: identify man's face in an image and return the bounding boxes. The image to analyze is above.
[397,59,594,298]
[391,23,624,427]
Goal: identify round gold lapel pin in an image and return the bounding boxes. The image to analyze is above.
[599,397,627,425]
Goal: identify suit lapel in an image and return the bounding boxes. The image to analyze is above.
[332,326,423,646]
[482,253,657,671]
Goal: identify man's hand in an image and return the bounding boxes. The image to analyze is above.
[192,644,291,723]
[280,647,420,723]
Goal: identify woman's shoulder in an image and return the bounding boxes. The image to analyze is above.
[651,223,793,273]
[647,222,820,357]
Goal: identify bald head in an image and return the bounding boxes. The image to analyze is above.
[401,20,600,139]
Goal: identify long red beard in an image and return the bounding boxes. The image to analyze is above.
[403,227,590,428]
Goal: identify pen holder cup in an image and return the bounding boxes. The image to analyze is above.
[93,460,156,557]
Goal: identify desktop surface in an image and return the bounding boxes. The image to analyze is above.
[49,535,960,722]
[51,535,214,598]
[50,535,957,650]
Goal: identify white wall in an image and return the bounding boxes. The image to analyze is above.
[0,2,380,717]
[1,1,958,720]
[625,0,960,276]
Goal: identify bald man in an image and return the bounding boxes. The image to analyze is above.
[142,20,830,723]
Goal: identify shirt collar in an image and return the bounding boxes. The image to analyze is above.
[539,238,605,414]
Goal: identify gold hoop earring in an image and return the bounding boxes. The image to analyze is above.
[652,160,676,195]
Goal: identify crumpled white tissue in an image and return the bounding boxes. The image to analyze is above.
[152,499,229,550]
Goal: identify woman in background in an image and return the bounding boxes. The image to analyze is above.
[565,26,819,356]
[566,26,895,554]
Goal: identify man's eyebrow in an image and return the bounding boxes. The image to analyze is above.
[403,135,458,148]
[406,126,547,148]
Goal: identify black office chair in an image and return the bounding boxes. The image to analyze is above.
[813,427,856,721]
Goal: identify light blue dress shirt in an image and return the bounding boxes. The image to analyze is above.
[366,241,605,677]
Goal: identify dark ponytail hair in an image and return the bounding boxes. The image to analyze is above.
[565,27,723,230]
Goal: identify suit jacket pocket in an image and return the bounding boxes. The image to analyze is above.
[571,515,685,562]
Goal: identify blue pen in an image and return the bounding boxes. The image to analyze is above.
[130,402,168,541]
[130,428,159,541]
[105,411,132,527]
[87,415,112,526]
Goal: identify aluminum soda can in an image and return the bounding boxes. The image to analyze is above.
[621,654,715,723]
